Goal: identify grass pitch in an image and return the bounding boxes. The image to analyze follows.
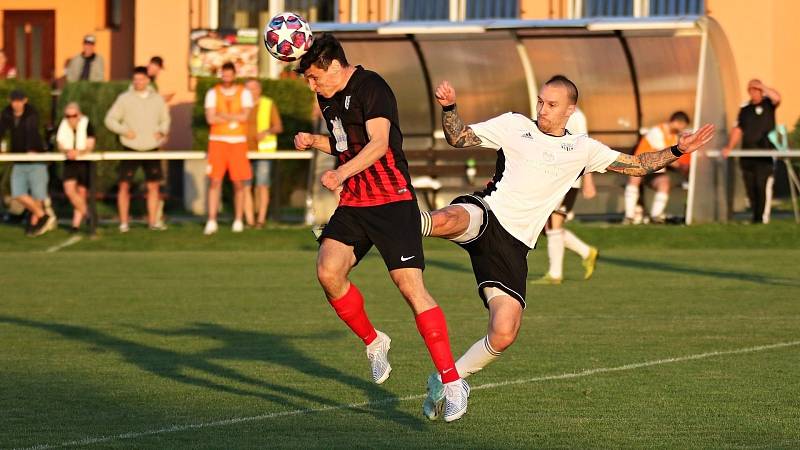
[1,221,799,449]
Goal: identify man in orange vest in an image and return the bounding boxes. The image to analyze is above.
[204,62,253,234]
[623,111,691,224]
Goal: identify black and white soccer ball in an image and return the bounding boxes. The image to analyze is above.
[263,12,313,62]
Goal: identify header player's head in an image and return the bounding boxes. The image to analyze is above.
[295,33,351,98]
[536,75,578,134]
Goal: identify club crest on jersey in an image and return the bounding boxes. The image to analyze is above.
[330,116,348,153]
[561,142,574,152]
[345,95,351,110]
[542,151,556,163]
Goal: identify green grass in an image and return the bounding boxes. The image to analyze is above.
[1,222,799,449]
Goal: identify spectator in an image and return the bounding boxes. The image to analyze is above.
[104,66,170,232]
[0,49,17,79]
[65,34,105,82]
[56,102,95,232]
[0,89,54,236]
[532,106,599,285]
[723,79,782,224]
[244,79,283,229]
[623,111,691,224]
[203,62,253,235]
[146,56,174,102]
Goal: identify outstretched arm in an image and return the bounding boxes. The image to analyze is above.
[435,80,482,148]
[607,124,715,176]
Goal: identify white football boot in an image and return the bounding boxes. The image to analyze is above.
[443,378,470,422]
[365,331,392,384]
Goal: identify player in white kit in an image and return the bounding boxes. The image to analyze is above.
[419,75,714,419]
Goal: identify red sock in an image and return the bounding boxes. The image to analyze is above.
[415,306,460,384]
[329,283,377,346]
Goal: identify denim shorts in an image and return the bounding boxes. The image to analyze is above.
[11,163,49,200]
[252,160,272,187]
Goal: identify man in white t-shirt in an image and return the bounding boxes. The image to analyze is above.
[533,105,599,285]
[203,62,254,234]
[418,75,714,419]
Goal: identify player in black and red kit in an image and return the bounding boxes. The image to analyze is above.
[293,34,468,422]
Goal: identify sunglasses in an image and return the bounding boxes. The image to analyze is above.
[65,114,79,118]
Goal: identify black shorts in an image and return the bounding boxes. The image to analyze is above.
[450,194,530,309]
[118,148,163,182]
[554,188,579,216]
[319,200,425,271]
[63,161,90,187]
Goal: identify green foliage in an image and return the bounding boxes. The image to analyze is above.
[0,79,51,131]
[789,116,800,149]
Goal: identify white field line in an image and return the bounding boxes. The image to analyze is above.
[15,339,800,450]
[44,236,82,253]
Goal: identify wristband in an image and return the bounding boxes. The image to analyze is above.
[442,103,456,112]
[670,145,683,157]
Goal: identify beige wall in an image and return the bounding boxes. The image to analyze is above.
[0,0,133,80]
[708,0,800,128]
[135,0,194,149]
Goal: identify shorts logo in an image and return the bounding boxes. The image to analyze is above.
[345,95,351,110]
[400,255,415,262]
[397,188,407,194]
[330,116,348,153]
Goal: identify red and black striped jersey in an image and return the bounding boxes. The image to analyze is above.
[318,66,414,207]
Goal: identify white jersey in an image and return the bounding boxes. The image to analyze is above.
[565,108,588,188]
[470,112,620,248]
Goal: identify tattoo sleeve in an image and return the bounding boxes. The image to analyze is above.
[606,147,680,176]
[442,106,482,148]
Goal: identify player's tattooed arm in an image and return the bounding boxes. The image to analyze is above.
[606,150,679,176]
[442,107,482,148]
[607,123,716,176]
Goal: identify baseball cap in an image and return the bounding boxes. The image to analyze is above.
[9,89,26,100]
[83,34,96,44]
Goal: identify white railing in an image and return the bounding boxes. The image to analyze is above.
[0,150,313,162]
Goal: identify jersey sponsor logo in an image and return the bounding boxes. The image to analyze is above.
[400,255,416,262]
[755,106,763,115]
[345,95,351,110]
[330,116,348,153]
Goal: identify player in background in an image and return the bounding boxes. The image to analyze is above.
[623,111,691,224]
[532,105,599,285]
[418,77,714,419]
[292,33,469,422]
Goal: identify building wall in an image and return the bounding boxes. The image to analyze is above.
[707,0,800,128]
[0,0,132,81]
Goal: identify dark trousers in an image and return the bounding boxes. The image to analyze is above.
[740,159,774,223]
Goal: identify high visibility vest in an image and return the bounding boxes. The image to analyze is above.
[210,84,248,138]
[257,96,278,152]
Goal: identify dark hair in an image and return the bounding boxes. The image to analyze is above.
[132,66,149,76]
[149,56,164,68]
[294,33,348,74]
[545,75,579,105]
[669,111,690,124]
[221,62,236,73]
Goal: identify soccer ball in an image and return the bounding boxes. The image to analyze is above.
[263,12,313,62]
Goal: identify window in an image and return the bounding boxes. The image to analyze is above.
[466,0,519,19]
[218,0,336,29]
[399,0,450,21]
[577,0,704,17]
[106,0,123,29]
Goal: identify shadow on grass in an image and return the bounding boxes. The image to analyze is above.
[601,255,800,287]
[0,316,424,430]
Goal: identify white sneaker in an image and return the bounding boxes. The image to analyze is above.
[443,378,470,422]
[231,220,244,233]
[119,223,129,233]
[203,220,218,235]
[149,221,168,231]
[422,373,445,420]
[366,331,392,384]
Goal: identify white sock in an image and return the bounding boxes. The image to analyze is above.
[455,335,501,379]
[651,192,669,218]
[624,184,639,219]
[546,229,565,279]
[563,229,591,259]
